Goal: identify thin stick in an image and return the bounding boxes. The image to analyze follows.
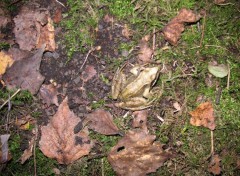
[101,158,105,176]
[0,88,21,110]
[152,27,156,53]
[200,12,206,47]
[80,48,95,70]
[211,130,214,155]
[55,0,66,8]
[33,126,39,176]
[227,63,230,89]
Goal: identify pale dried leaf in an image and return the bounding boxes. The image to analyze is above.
[0,134,11,163]
[2,45,45,94]
[86,109,119,135]
[15,115,36,130]
[189,102,216,130]
[39,84,59,106]
[39,97,92,164]
[0,51,14,75]
[108,129,172,176]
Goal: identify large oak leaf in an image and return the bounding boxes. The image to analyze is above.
[108,129,172,176]
[39,97,92,165]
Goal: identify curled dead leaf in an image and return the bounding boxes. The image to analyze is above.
[208,154,221,175]
[189,102,216,130]
[163,8,202,45]
[137,37,153,64]
[39,97,92,164]
[86,109,119,135]
[39,84,59,106]
[132,110,149,133]
[108,129,172,176]
[20,137,34,164]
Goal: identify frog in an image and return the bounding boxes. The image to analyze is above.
[111,64,161,110]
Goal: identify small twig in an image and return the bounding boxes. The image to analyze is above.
[200,12,206,47]
[101,158,105,176]
[210,130,214,155]
[227,63,230,89]
[0,88,21,110]
[80,47,96,70]
[55,0,66,8]
[152,27,156,60]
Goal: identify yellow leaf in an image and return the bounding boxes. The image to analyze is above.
[0,51,14,75]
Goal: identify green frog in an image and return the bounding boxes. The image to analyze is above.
[111,64,161,110]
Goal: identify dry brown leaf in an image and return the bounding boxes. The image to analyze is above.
[162,8,201,46]
[208,154,221,175]
[86,109,119,135]
[15,115,36,130]
[132,110,148,133]
[108,129,172,176]
[39,97,92,165]
[137,37,153,64]
[214,0,226,4]
[7,47,31,62]
[13,3,55,51]
[20,137,34,164]
[122,24,132,39]
[39,84,59,106]
[189,102,216,130]
[0,51,14,75]
[81,65,97,82]
[53,8,62,24]
[2,45,45,94]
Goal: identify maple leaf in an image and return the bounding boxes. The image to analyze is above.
[189,102,216,130]
[13,3,55,51]
[39,97,92,165]
[108,129,172,176]
[162,8,202,46]
[86,109,120,135]
[2,45,45,94]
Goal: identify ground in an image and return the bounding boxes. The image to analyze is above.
[0,0,240,175]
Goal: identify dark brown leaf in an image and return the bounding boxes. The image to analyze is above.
[137,37,153,64]
[13,3,55,51]
[39,97,92,164]
[86,109,119,135]
[132,110,148,133]
[108,129,172,176]
[208,154,221,175]
[2,45,45,94]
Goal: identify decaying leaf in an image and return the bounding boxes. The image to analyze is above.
[39,84,59,106]
[189,102,216,130]
[53,8,62,24]
[13,3,55,51]
[7,47,31,62]
[162,8,202,45]
[0,5,11,29]
[208,154,221,175]
[20,137,34,164]
[108,129,172,176]
[122,24,132,39]
[208,62,228,78]
[81,65,97,82]
[15,115,36,130]
[2,45,45,94]
[132,110,148,133]
[0,51,14,76]
[39,97,92,165]
[0,134,11,163]
[137,37,153,64]
[86,109,119,135]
